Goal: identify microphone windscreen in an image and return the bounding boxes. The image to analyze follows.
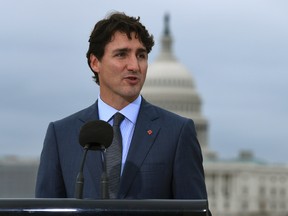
[79,120,113,150]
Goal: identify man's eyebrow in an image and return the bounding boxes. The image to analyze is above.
[137,48,147,53]
[112,47,147,53]
[113,48,129,53]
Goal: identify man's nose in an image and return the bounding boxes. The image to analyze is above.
[127,55,140,71]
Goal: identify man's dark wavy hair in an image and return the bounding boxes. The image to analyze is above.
[86,12,155,85]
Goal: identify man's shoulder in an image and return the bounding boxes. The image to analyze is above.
[141,98,191,123]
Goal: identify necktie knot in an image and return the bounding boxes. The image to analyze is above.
[113,112,125,127]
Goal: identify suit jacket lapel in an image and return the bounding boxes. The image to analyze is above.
[119,99,160,198]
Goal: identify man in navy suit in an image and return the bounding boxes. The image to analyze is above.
[36,12,209,202]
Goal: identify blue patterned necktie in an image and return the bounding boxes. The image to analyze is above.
[106,112,125,198]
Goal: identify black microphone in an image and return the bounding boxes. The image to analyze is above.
[75,120,113,199]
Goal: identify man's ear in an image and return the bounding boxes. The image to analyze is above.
[90,54,100,73]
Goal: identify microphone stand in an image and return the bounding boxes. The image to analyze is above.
[74,144,90,199]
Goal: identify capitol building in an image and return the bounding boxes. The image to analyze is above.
[1,14,288,216]
[141,15,288,216]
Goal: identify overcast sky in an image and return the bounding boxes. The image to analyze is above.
[0,0,287,164]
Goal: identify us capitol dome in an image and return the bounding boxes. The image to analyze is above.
[141,14,216,160]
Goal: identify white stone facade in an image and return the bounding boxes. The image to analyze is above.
[205,159,288,216]
[0,156,38,198]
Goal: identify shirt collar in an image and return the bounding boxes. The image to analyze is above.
[98,95,142,124]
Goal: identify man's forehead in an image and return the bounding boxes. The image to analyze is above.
[108,32,146,51]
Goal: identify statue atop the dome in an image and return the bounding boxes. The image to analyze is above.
[164,13,170,36]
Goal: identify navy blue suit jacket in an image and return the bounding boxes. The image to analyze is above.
[36,98,208,200]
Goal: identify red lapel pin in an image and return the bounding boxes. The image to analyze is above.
[147,130,153,135]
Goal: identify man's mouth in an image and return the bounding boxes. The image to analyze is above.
[124,76,139,84]
[127,77,137,80]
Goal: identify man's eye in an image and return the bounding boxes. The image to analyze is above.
[138,53,147,59]
[115,52,126,57]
